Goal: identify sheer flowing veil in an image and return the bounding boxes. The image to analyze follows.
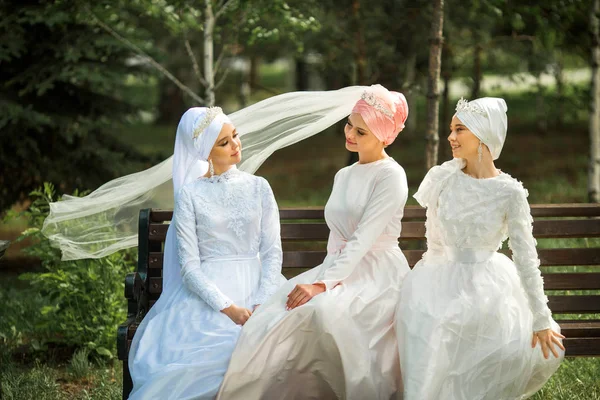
[41,86,367,261]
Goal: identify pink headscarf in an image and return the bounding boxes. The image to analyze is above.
[351,84,409,145]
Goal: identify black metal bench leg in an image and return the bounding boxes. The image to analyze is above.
[123,359,133,399]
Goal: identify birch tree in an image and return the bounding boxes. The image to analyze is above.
[425,0,445,170]
[590,0,600,202]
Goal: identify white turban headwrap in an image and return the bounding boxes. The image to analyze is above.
[454,97,508,160]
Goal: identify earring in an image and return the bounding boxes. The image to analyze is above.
[209,159,215,177]
[478,141,483,163]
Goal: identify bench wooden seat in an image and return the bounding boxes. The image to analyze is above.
[117,204,600,399]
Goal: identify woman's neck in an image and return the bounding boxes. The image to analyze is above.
[205,163,234,177]
[461,156,499,179]
[358,149,388,164]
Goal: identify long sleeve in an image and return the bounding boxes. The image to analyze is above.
[175,186,233,312]
[507,185,553,332]
[414,159,463,254]
[253,178,283,305]
[317,167,408,290]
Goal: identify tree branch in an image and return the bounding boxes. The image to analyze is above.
[214,67,231,90]
[215,0,235,20]
[213,47,228,78]
[184,34,208,87]
[88,8,205,104]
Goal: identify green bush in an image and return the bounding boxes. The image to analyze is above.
[3,183,135,358]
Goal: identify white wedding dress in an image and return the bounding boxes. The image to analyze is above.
[218,157,410,400]
[128,168,284,400]
[396,158,564,400]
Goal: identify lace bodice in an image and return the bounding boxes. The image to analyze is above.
[174,168,282,311]
[414,159,553,331]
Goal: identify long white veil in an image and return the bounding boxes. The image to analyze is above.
[42,86,367,261]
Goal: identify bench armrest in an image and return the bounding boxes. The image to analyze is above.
[117,272,147,361]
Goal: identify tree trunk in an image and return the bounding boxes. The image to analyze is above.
[441,72,451,161]
[441,35,453,128]
[471,43,482,99]
[425,0,444,170]
[204,0,215,106]
[295,56,309,91]
[589,0,600,202]
[156,78,186,124]
[353,0,367,85]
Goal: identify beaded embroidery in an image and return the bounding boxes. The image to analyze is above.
[193,106,224,139]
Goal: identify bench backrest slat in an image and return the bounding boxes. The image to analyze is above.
[140,206,600,321]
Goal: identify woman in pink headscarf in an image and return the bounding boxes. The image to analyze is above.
[217,84,410,400]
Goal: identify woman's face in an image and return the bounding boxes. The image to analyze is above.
[209,123,241,168]
[448,115,481,159]
[344,113,384,155]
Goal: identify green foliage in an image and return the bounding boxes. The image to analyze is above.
[68,348,93,380]
[1,183,135,358]
[0,1,155,213]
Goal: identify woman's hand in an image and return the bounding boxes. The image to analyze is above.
[286,283,326,310]
[532,329,565,359]
[221,304,253,325]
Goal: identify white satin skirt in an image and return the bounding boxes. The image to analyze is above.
[217,247,410,400]
[396,248,564,400]
[128,256,263,400]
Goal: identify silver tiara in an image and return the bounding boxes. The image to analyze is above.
[455,97,486,116]
[361,91,394,118]
[193,106,223,139]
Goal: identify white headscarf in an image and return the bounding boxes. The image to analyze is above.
[454,97,508,160]
[160,106,231,303]
[173,107,231,199]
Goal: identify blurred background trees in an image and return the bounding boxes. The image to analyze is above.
[1,0,595,214]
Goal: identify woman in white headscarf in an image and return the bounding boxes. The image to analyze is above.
[396,97,564,399]
[126,106,287,399]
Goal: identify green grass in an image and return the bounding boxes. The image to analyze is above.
[0,348,122,400]
[531,358,600,400]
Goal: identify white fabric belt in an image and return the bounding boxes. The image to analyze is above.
[200,253,259,263]
[429,247,496,263]
[328,238,399,255]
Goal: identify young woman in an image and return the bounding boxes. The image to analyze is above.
[128,107,284,399]
[396,97,564,399]
[217,84,410,400]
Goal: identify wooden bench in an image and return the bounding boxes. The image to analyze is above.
[117,205,600,399]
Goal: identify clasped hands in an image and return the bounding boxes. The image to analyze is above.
[221,304,261,325]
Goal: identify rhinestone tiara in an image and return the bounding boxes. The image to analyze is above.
[361,91,394,118]
[193,106,224,139]
[455,97,487,116]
